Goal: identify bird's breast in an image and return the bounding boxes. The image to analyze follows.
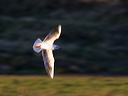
[41,43,52,50]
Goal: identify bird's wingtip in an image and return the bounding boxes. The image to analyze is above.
[51,77,54,79]
[58,24,61,27]
[58,25,61,33]
[50,75,54,79]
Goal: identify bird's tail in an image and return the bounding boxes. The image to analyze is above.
[33,38,42,53]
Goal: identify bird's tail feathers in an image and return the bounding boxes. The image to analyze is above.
[33,38,42,53]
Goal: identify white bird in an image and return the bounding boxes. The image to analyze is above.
[33,25,61,79]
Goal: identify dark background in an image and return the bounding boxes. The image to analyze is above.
[0,0,128,75]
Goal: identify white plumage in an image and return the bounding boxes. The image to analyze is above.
[33,25,61,79]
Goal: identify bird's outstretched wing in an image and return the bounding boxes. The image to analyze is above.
[43,25,61,44]
[42,49,54,79]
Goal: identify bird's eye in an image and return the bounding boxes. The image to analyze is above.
[57,46,59,49]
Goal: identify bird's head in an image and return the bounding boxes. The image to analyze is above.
[53,45,60,50]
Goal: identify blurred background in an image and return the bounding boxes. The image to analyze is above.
[0,0,128,75]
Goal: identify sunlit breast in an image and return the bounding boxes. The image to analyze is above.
[40,43,52,50]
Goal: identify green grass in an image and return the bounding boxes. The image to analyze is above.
[0,75,128,96]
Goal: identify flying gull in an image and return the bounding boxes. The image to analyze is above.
[33,25,61,79]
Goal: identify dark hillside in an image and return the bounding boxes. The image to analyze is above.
[0,0,128,75]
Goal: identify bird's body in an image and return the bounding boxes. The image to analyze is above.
[33,25,61,79]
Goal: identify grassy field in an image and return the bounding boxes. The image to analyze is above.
[0,75,128,96]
